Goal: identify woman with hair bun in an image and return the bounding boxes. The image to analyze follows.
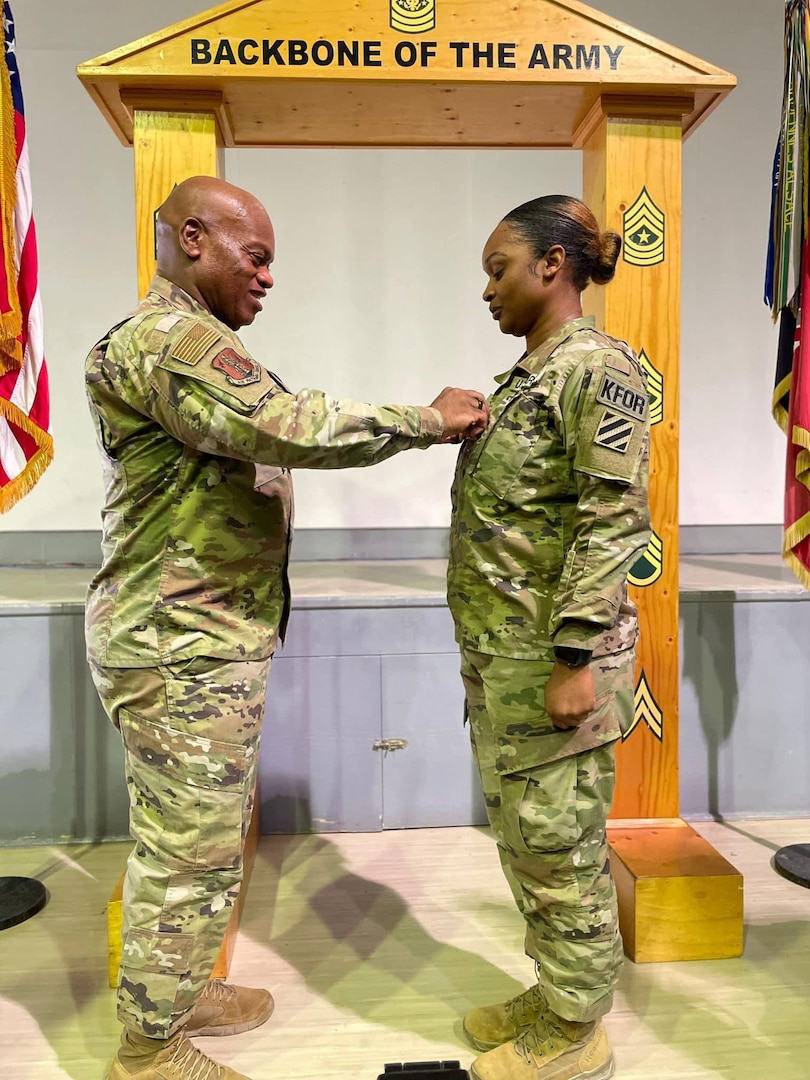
[447,195,651,1080]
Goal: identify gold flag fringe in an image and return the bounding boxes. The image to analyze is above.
[0,10,21,376]
[782,419,810,589]
[0,395,53,513]
[772,372,792,434]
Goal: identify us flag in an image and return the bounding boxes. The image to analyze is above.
[0,1,51,512]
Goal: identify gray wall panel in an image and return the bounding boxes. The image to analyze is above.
[680,600,810,819]
[380,653,488,830]
[0,612,127,845]
[3,571,810,844]
[260,655,383,833]
[280,605,457,659]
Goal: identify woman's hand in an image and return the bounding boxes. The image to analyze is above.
[544,662,596,729]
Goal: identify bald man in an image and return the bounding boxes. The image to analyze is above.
[85,176,489,1080]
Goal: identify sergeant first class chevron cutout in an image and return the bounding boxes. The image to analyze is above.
[623,670,664,741]
[628,529,663,587]
[638,350,664,425]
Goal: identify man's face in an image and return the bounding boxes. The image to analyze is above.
[196,204,275,330]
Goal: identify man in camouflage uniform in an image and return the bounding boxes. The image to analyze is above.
[448,293,650,1079]
[86,175,489,1080]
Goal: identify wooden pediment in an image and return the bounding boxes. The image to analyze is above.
[77,0,735,147]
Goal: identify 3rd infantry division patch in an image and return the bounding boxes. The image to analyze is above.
[594,409,635,453]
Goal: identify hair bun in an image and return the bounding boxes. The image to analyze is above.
[591,231,621,285]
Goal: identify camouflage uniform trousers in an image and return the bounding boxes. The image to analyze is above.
[89,654,271,1039]
[460,647,634,1025]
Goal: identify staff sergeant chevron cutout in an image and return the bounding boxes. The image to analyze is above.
[623,187,665,267]
[390,0,436,33]
[628,529,663,587]
[624,671,664,741]
[638,349,664,426]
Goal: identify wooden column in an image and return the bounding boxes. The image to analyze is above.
[579,96,743,962]
[127,95,224,298]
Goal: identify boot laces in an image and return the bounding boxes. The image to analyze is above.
[201,980,237,1004]
[169,1038,229,1080]
[513,1014,567,1064]
[504,983,546,1025]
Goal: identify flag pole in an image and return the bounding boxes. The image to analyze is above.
[768,1,810,888]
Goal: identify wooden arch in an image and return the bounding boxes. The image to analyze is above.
[79,0,742,962]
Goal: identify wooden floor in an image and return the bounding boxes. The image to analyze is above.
[1,819,809,1079]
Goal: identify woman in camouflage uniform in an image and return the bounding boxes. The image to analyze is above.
[447,195,651,1080]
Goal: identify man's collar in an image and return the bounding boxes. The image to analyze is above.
[146,275,212,319]
[494,316,596,385]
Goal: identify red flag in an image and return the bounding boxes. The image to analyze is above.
[782,234,810,586]
[0,2,52,512]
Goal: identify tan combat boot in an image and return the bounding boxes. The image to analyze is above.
[470,1013,614,1080]
[463,983,548,1051]
[107,1031,254,1079]
[186,981,274,1036]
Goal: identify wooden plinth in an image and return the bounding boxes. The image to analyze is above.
[107,800,261,989]
[608,818,744,963]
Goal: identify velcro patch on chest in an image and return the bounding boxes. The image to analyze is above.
[596,372,647,421]
[211,348,262,386]
[594,409,636,454]
[170,323,222,366]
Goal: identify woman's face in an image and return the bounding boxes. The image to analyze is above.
[481,221,548,342]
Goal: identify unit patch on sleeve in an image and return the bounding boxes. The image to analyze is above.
[594,409,635,454]
[211,348,262,386]
[596,372,647,421]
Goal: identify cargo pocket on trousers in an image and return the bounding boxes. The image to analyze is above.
[121,927,194,975]
[500,756,582,902]
[119,707,247,872]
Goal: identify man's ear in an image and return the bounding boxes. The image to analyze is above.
[542,244,566,282]
[179,217,205,260]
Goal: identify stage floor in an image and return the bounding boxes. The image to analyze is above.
[0,818,808,1079]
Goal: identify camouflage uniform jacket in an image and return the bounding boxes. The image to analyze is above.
[85,275,443,668]
[448,316,650,660]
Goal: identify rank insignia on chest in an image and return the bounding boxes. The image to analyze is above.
[594,409,635,454]
[212,348,262,386]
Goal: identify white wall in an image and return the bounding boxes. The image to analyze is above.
[1,0,785,532]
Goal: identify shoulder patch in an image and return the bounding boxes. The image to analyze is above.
[211,348,262,387]
[171,323,222,367]
[596,372,647,421]
[594,409,635,454]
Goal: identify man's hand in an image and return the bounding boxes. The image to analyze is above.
[544,662,596,730]
[429,387,490,443]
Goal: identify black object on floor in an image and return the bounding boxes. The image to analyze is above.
[774,844,810,889]
[0,876,47,930]
[379,1063,469,1080]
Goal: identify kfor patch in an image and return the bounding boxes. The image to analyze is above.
[596,372,647,421]
[594,409,635,453]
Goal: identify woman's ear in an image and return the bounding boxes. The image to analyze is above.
[542,244,566,282]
